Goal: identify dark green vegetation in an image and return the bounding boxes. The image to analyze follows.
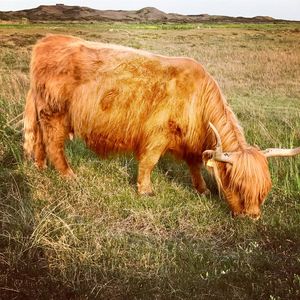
[0,23,299,299]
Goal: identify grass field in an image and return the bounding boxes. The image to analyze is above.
[0,22,300,299]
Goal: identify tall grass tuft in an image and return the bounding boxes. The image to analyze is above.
[0,22,299,299]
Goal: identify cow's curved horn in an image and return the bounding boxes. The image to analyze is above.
[209,122,223,153]
[208,122,234,164]
[263,147,300,158]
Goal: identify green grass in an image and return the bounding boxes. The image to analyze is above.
[1,21,299,31]
[0,23,300,299]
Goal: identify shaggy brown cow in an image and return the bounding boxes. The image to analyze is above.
[23,34,300,219]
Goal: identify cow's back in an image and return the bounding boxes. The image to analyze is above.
[31,35,208,157]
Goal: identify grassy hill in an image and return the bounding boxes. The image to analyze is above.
[0,5,296,23]
[0,22,300,299]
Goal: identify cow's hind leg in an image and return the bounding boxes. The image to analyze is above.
[40,112,74,178]
[23,89,47,169]
[186,159,210,195]
[137,140,167,196]
[34,123,47,170]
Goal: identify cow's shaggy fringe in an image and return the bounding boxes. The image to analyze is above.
[200,80,272,216]
[23,34,272,216]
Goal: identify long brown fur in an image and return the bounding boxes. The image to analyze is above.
[23,34,272,217]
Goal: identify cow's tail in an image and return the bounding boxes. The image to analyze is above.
[23,88,38,159]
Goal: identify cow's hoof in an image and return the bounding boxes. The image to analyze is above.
[231,211,246,219]
[140,191,155,197]
[138,187,155,196]
[34,159,47,170]
[137,183,155,196]
[198,188,211,196]
[202,188,211,196]
[62,168,77,180]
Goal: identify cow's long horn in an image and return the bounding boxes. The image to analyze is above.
[208,122,234,164]
[209,122,223,153]
[263,147,300,158]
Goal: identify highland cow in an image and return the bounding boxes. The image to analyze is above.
[23,35,300,219]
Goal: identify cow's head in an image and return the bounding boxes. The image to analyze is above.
[203,122,300,220]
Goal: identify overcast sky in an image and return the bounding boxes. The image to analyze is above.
[1,0,300,21]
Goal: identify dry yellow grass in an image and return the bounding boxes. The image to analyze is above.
[0,22,299,299]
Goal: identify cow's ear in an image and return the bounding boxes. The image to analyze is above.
[206,159,215,168]
[202,150,214,163]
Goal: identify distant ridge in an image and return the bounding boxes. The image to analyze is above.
[0,4,296,23]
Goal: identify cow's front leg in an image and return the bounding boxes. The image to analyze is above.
[137,160,156,196]
[187,160,210,195]
[137,142,167,196]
